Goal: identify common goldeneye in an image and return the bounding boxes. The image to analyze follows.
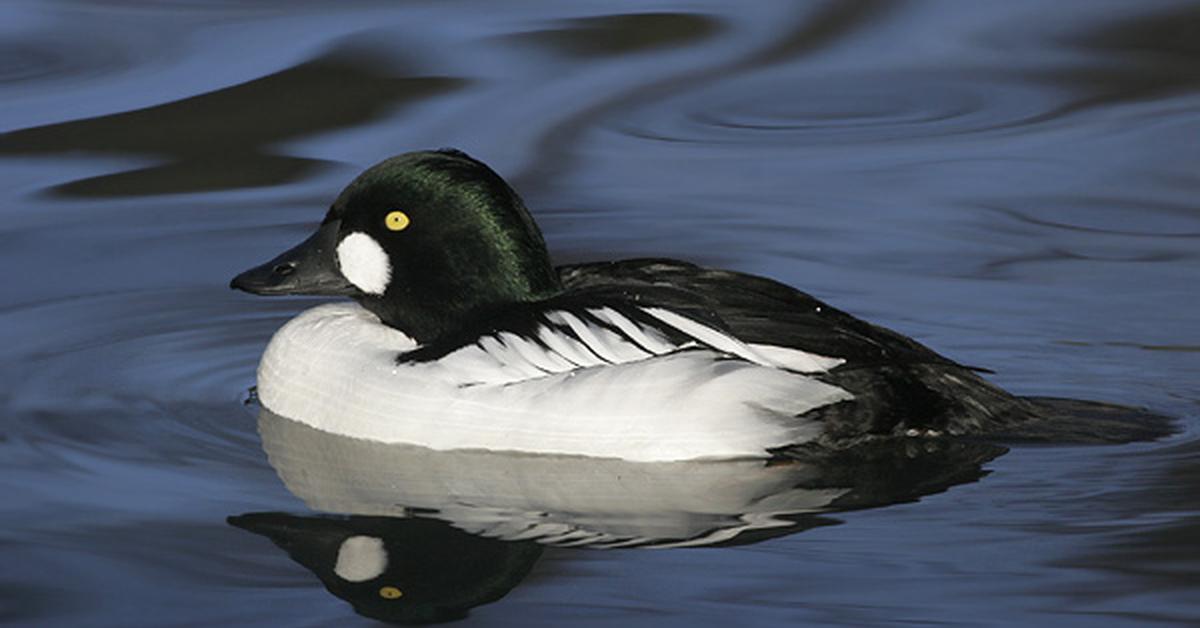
[231,148,1040,461]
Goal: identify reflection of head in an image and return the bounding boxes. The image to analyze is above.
[229,513,543,624]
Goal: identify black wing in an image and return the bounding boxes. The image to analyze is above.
[558,259,1044,441]
[558,258,969,371]
[398,278,842,378]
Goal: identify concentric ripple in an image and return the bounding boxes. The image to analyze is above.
[611,69,1080,147]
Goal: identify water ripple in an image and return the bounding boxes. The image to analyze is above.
[0,290,289,467]
[0,1,1197,625]
[0,47,465,197]
[613,71,1056,146]
[0,38,123,84]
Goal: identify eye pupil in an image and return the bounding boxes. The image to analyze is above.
[385,211,410,231]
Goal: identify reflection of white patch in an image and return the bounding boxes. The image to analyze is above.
[334,535,388,582]
[337,232,391,294]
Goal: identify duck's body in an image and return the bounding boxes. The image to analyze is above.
[235,149,1040,462]
[257,298,849,462]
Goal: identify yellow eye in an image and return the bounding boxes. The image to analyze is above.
[385,211,410,231]
[379,586,403,599]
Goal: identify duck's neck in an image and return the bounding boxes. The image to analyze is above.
[359,282,561,345]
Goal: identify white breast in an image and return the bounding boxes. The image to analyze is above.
[256,303,853,462]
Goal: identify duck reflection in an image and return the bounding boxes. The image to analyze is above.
[228,513,542,625]
[232,407,1005,623]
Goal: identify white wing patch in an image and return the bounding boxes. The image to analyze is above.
[591,306,677,354]
[544,310,637,363]
[432,307,673,386]
[428,306,842,387]
[642,307,844,372]
[747,342,845,372]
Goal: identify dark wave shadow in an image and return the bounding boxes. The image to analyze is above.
[508,1,896,190]
[1054,4,1200,107]
[0,47,464,197]
[506,12,723,58]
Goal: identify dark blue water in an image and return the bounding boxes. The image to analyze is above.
[2,1,1198,625]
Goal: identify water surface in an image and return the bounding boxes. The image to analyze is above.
[1,1,1198,626]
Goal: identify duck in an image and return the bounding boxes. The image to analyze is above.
[230,148,1048,462]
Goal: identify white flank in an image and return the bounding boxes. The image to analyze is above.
[336,232,391,294]
[257,303,854,461]
[334,535,388,582]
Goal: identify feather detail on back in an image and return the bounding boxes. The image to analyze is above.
[401,300,843,388]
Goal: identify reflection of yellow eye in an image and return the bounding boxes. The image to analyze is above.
[379,586,403,599]
[385,211,410,231]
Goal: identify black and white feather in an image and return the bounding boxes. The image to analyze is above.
[399,301,844,387]
[257,294,855,461]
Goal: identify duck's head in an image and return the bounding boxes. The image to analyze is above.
[231,149,561,342]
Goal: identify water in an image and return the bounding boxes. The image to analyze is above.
[1,1,1197,625]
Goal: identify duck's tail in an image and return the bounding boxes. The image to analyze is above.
[811,363,1176,446]
[975,396,1177,444]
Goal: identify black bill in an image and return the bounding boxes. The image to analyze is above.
[230,220,359,297]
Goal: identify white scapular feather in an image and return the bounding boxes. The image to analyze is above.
[544,310,631,363]
[589,306,676,354]
[257,303,853,461]
[642,307,845,372]
[536,324,602,368]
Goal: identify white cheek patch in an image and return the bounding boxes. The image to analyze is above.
[334,535,388,582]
[337,232,391,295]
